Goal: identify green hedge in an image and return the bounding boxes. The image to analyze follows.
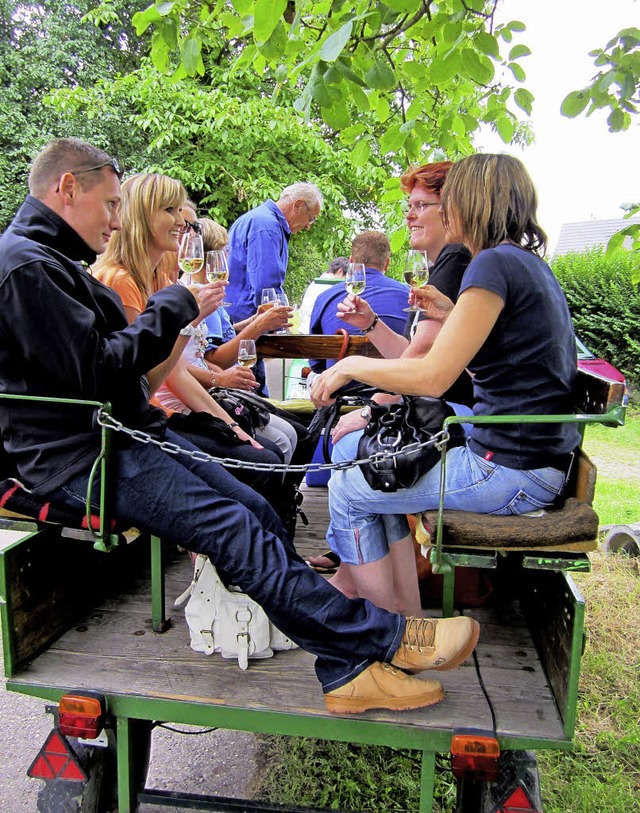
[551,248,640,388]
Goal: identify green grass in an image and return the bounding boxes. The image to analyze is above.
[584,413,640,525]
[253,414,640,813]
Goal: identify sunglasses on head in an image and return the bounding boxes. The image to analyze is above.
[182,220,202,235]
[73,158,122,178]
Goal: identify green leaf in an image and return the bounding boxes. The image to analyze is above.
[254,0,288,42]
[508,62,526,82]
[334,59,368,88]
[561,89,590,117]
[474,32,500,58]
[365,62,396,90]
[156,2,175,14]
[507,20,526,32]
[182,37,203,76]
[607,107,628,131]
[132,6,163,35]
[308,65,332,107]
[495,113,514,143]
[349,83,370,112]
[350,137,370,167]
[460,49,494,84]
[379,123,406,153]
[605,230,627,256]
[508,44,531,60]
[321,100,351,130]
[319,21,353,63]
[430,52,460,84]
[514,87,534,115]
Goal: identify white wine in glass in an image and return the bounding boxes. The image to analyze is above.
[237,339,257,368]
[258,288,277,313]
[403,250,429,312]
[178,232,204,286]
[345,263,366,296]
[205,250,231,305]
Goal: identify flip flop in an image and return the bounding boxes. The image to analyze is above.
[306,550,341,573]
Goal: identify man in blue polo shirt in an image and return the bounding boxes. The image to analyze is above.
[226,182,323,323]
[308,231,409,374]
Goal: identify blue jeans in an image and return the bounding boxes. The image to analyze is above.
[48,430,403,691]
[329,433,567,565]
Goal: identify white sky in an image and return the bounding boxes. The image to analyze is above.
[474,0,639,251]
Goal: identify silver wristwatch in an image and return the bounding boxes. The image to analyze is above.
[360,406,372,421]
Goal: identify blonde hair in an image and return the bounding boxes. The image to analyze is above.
[441,154,547,256]
[198,217,228,252]
[94,173,187,300]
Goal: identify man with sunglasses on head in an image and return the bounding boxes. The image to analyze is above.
[0,138,479,714]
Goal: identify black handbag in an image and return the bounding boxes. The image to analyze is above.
[356,396,466,492]
[209,388,273,437]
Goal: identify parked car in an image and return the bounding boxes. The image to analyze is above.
[576,336,628,404]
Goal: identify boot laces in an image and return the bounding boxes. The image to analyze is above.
[404,617,436,650]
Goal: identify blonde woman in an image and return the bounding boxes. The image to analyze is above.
[93,173,285,500]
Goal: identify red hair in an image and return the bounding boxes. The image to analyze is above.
[400,161,453,196]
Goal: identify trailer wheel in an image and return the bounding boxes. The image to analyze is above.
[36,721,152,813]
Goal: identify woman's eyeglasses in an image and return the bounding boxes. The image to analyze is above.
[403,201,440,214]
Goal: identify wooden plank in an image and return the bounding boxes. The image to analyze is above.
[257,334,382,360]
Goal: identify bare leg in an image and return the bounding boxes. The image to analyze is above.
[389,534,422,616]
[328,563,358,599]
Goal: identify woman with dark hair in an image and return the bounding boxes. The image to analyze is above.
[310,154,580,615]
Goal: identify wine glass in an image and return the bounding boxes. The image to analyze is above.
[259,288,278,312]
[345,263,366,297]
[178,231,204,290]
[275,291,290,334]
[237,339,257,369]
[403,249,429,312]
[205,250,231,306]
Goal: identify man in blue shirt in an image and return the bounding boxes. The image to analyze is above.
[308,231,409,373]
[226,182,323,323]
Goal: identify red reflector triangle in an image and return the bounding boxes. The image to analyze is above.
[46,732,71,755]
[503,784,537,811]
[27,755,56,780]
[27,729,87,783]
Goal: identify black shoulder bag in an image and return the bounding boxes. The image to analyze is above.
[356,396,466,492]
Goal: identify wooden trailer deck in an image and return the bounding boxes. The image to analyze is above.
[5,484,569,751]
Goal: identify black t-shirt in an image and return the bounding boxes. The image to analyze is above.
[404,243,474,407]
[461,244,581,468]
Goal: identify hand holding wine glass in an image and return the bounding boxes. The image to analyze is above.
[178,231,204,290]
[403,249,429,312]
[237,339,257,369]
[258,288,278,313]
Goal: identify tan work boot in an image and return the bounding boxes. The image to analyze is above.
[392,616,480,673]
[324,662,444,714]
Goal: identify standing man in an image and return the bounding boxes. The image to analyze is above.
[308,230,409,374]
[226,182,323,323]
[0,138,478,713]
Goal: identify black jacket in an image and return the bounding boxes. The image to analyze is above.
[0,196,199,493]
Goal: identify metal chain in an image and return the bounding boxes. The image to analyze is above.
[96,407,451,474]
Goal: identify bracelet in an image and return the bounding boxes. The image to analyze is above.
[227,421,240,429]
[210,371,217,388]
[362,313,379,334]
[179,323,198,337]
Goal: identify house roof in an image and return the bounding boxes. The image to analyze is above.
[554,216,640,256]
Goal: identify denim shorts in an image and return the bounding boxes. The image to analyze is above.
[328,439,567,565]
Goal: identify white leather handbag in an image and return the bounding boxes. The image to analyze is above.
[175,554,297,670]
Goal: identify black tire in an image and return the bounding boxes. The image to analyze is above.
[36,721,153,813]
